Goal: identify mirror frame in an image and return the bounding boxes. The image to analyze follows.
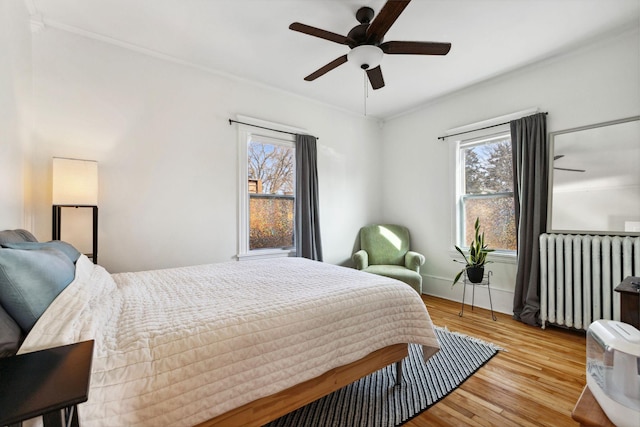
[547,115,640,236]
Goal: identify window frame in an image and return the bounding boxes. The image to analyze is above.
[452,131,517,262]
[236,117,303,260]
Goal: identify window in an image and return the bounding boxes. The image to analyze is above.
[456,134,516,252]
[238,126,296,258]
[247,136,295,250]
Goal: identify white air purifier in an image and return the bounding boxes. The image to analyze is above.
[586,320,640,427]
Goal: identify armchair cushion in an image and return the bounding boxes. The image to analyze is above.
[362,265,422,294]
[359,224,410,266]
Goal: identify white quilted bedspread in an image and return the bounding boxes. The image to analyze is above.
[19,256,439,426]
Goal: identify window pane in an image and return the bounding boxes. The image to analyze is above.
[248,142,294,195]
[247,140,295,250]
[464,196,517,251]
[463,137,513,194]
[249,195,294,250]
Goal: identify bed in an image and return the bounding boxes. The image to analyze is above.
[0,229,440,426]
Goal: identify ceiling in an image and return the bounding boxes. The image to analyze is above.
[27,0,640,120]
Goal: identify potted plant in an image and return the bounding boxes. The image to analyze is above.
[453,217,494,285]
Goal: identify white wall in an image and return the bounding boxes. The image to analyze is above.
[30,28,384,273]
[19,11,640,297]
[381,28,640,314]
[0,0,31,229]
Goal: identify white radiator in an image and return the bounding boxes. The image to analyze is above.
[540,233,640,330]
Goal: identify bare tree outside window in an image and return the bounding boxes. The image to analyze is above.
[248,143,294,194]
[248,140,295,250]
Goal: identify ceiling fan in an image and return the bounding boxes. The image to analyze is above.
[554,155,586,172]
[289,0,451,90]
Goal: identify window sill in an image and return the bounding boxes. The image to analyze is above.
[237,248,295,261]
[448,249,517,265]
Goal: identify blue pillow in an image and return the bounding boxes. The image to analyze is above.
[0,247,76,332]
[2,241,81,263]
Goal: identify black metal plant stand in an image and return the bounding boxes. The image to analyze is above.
[459,270,496,320]
[52,205,98,264]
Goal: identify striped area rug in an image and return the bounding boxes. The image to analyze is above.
[266,327,502,427]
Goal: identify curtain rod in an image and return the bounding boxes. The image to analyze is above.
[438,112,548,141]
[228,119,318,140]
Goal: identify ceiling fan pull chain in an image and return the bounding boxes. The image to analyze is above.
[362,70,367,117]
[363,70,368,116]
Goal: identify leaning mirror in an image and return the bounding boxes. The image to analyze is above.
[548,116,640,235]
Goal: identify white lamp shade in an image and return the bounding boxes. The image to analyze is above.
[52,158,98,205]
[347,45,383,70]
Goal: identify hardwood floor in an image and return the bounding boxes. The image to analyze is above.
[407,295,586,427]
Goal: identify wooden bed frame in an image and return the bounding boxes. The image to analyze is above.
[196,343,408,427]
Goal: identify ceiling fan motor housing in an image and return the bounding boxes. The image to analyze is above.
[356,7,375,24]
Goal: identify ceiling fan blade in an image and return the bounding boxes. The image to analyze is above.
[554,167,586,172]
[289,22,352,45]
[380,41,451,55]
[366,66,385,90]
[304,55,348,81]
[366,0,411,43]
[554,154,565,160]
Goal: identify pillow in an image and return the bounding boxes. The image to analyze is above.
[0,229,38,245]
[0,303,22,357]
[2,241,81,263]
[0,247,75,332]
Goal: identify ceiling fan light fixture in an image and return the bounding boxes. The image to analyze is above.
[347,45,383,70]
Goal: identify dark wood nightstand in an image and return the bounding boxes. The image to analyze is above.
[615,276,640,329]
[0,340,94,427]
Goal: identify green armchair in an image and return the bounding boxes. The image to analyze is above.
[352,224,425,294]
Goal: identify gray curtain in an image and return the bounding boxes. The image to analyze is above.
[295,134,323,261]
[511,113,548,326]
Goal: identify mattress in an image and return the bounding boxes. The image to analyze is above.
[19,256,439,426]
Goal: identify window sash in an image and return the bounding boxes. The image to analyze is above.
[461,192,514,201]
[459,194,516,252]
[238,124,296,259]
[455,133,517,254]
[248,194,295,250]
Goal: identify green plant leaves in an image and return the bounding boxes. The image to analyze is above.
[452,216,494,286]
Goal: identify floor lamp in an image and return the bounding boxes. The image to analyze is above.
[52,157,99,264]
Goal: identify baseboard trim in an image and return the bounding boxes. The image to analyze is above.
[421,273,514,316]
